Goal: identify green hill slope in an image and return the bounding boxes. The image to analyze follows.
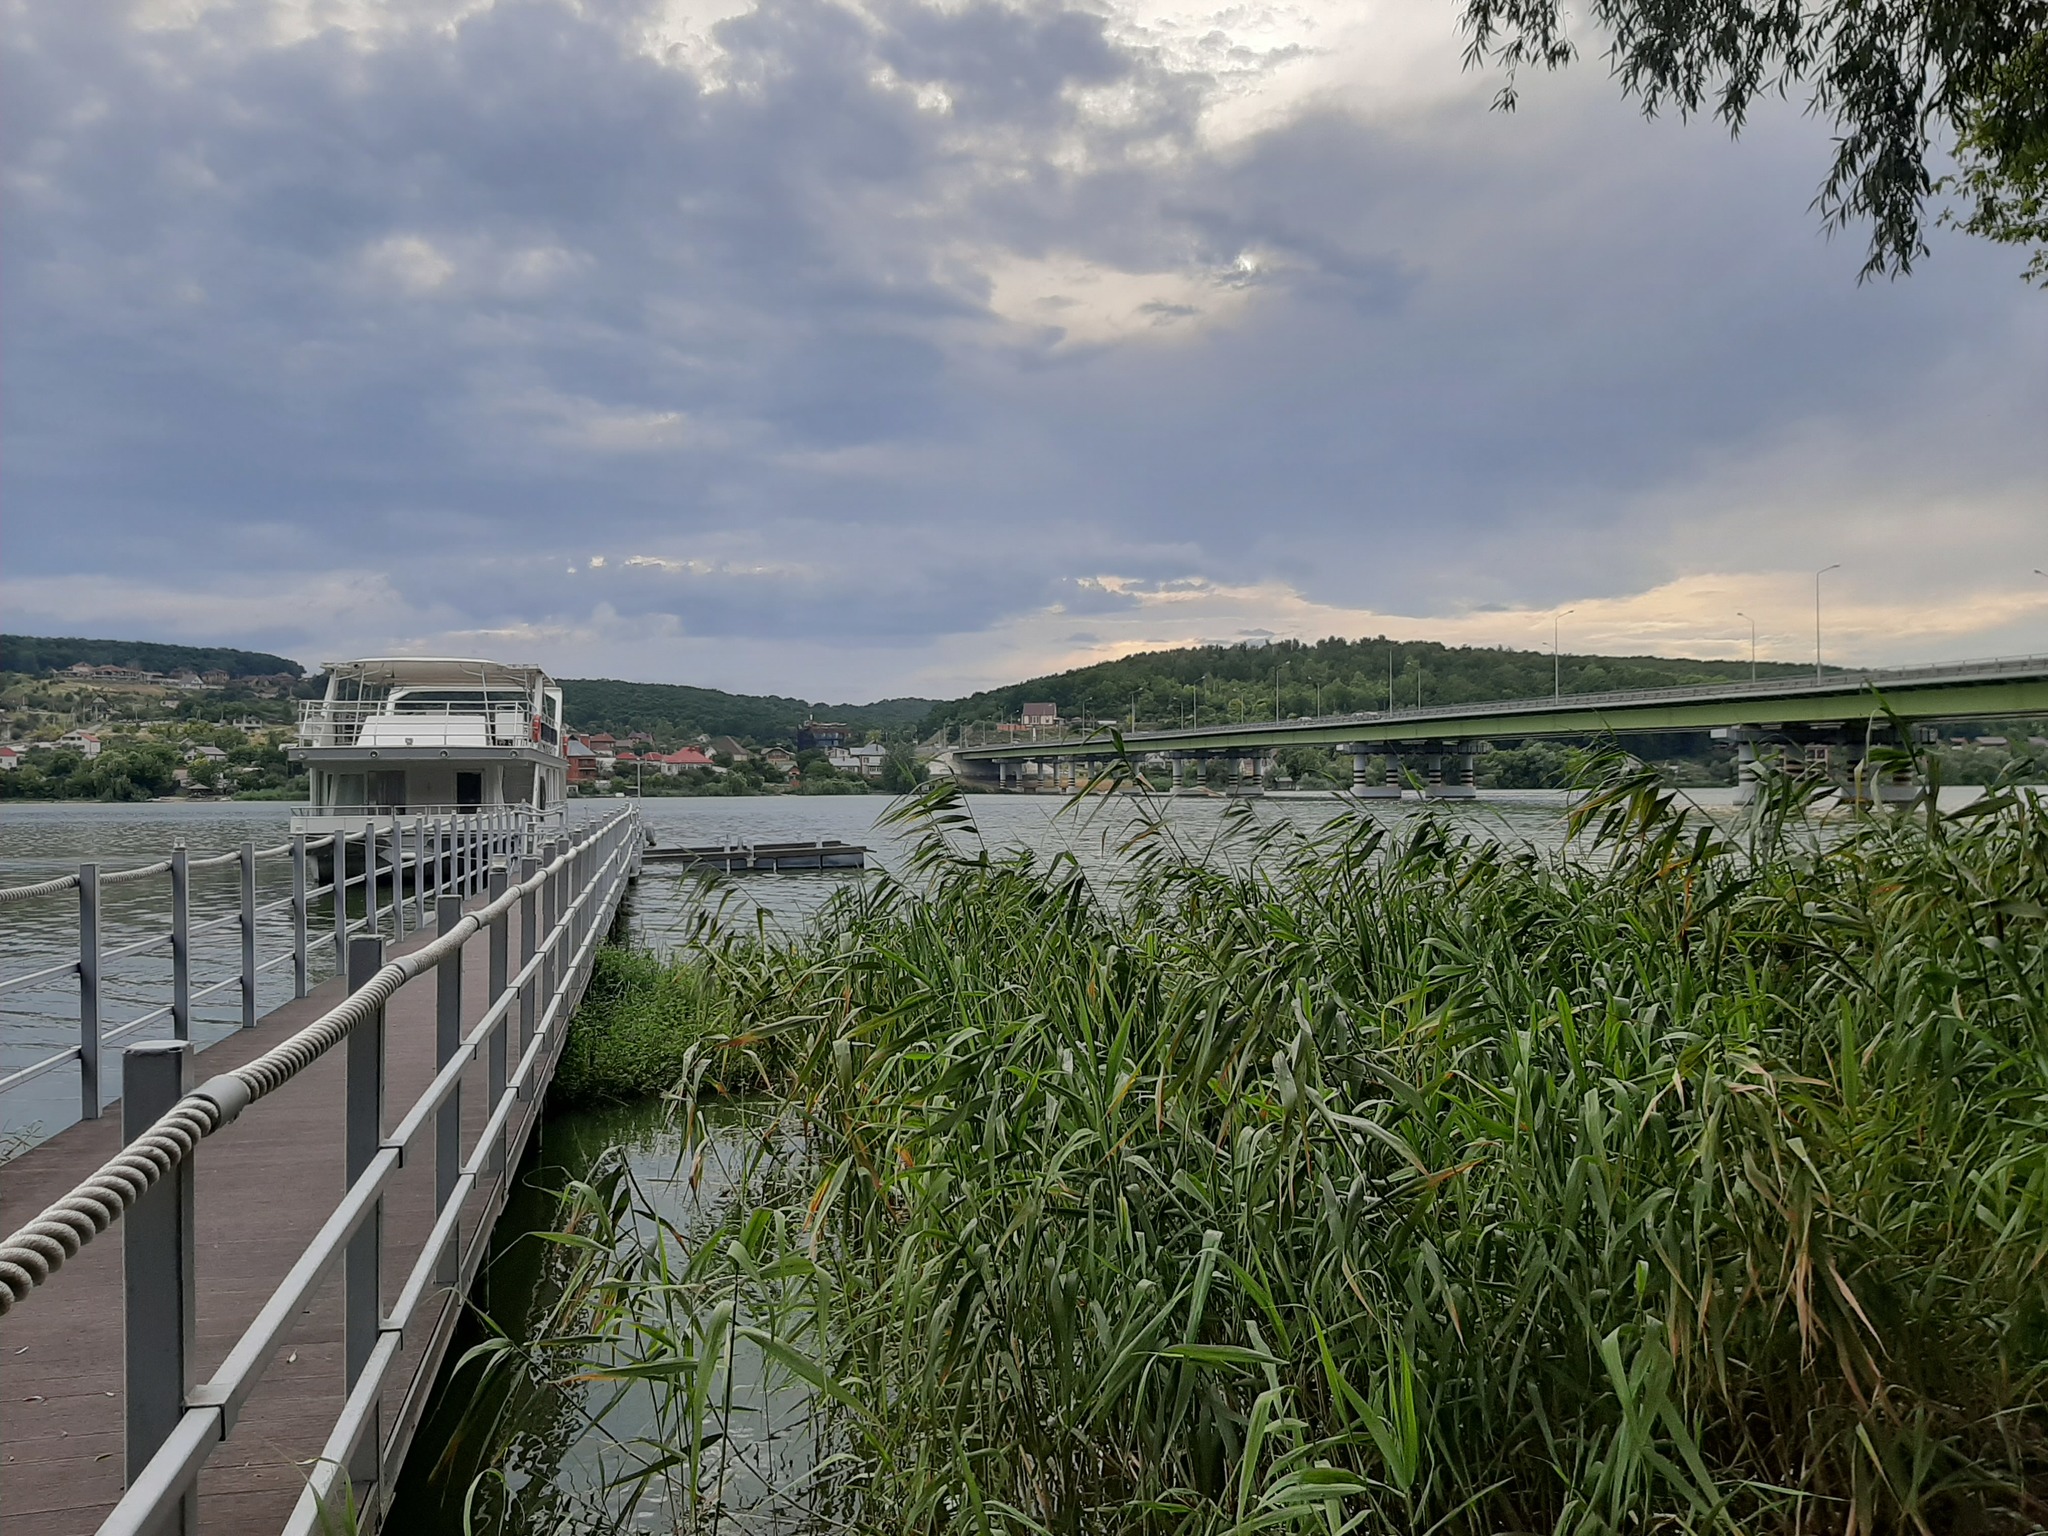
[2,634,305,678]
[561,679,935,745]
[919,635,1823,734]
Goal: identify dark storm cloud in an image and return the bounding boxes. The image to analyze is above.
[3,0,2043,687]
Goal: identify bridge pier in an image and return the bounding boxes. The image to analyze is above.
[1346,745,1401,799]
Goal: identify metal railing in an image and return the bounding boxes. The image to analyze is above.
[292,803,568,831]
[957,652,2048,755]
[0,809,539,1133]
[297,699,561,751]
[0,805,642,1536]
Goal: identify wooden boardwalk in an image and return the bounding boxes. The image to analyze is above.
[1,899,565,1535]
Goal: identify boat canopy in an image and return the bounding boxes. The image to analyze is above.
[316,658,554,692]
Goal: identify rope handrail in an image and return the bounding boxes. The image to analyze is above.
[0,872,81,903]
[0,808,632,1317]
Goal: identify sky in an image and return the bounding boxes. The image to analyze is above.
[5,0,2046,701]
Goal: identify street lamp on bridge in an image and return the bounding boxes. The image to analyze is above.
[1553,608,1575,700]
[1736,610,1757,681]
[1815,564,1842,681]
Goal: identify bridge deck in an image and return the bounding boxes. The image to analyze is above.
[1,901,553,1535]
[955,657,2048,764]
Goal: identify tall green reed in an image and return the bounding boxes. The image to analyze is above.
[496,763,2048,1534]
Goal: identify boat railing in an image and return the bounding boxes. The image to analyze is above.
[290,804,567,829]
[296,699,560,751]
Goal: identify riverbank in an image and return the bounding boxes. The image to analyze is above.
[420,768,2048,1534]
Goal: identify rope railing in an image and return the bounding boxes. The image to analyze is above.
[0,872,81,904]
[0,835,334,904]
[0,806,633,1317]
[0,813,529,1142]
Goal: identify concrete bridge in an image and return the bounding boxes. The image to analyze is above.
[948,654,2048,799]
[0,808,643,1536]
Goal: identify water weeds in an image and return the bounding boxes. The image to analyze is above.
[463,763,2048,1534]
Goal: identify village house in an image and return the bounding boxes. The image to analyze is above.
[707,735,752,763]
[0,747,19,772]
[565,738,600,786]
[56,729,103,758]
[760,747,796,772]
[797,720,856,751]
[653,747,719,777]
[1021,701,1059,726]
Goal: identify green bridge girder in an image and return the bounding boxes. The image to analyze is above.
[953,657,2048,764]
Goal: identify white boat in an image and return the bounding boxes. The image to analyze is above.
[289,657,570,835]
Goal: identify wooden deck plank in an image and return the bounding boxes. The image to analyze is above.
[2,885,589,1536]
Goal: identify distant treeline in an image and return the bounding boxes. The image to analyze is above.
[920,635,1826,733]
[562,678,935,745]
[1,635,305,679]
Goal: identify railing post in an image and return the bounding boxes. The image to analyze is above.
[291,833,309,999]
[332,827,350,979]
[366,818,382,939]
[435,895,464,1284]
[78,862,101,1120]
[487,861,509,1174]
[518,854,539,1066]
[392,818,407,943]
[239,839,258,1029]
[421,820,435,913]
[170,845,190,1042]
[538,839,559,1027]
[412,817,427,929]
[123,1038,197,1536]
[345,936,386,1401]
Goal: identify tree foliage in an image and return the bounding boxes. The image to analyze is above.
[1,634,304,678]
[920,635,1812,737]
[562,678,933,746]
[1457,0,2048,280]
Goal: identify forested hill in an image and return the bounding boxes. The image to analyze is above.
[561,678,934,744]
[918,636,1825,734]
[1,634,305,678]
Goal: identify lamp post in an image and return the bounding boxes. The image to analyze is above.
[1815,564,1841,681]
[1736,610,1757,681]
[1553,608,1576,700]
[1274,663,1285,722]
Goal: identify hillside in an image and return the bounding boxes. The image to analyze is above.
[2,634,305,678]
[918,635,1824,735]
[561,678,935,745]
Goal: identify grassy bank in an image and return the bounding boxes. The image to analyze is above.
[510,767,2048,1534]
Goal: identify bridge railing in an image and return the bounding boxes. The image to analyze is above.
[0,808,546,1145]
[0,804,643,1536]
[956,651,2048,753]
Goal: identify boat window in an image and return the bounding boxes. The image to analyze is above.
[388,690,499,714]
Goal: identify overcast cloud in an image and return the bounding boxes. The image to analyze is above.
[5,0,2045,696]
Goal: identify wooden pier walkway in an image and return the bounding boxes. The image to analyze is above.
[1,898,567,1534]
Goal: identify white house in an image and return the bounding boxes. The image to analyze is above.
[56,730,103,759]
[0,747,19,772]
[837,744,889,780]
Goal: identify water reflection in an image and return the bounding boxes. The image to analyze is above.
[390,1096,819,1535]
